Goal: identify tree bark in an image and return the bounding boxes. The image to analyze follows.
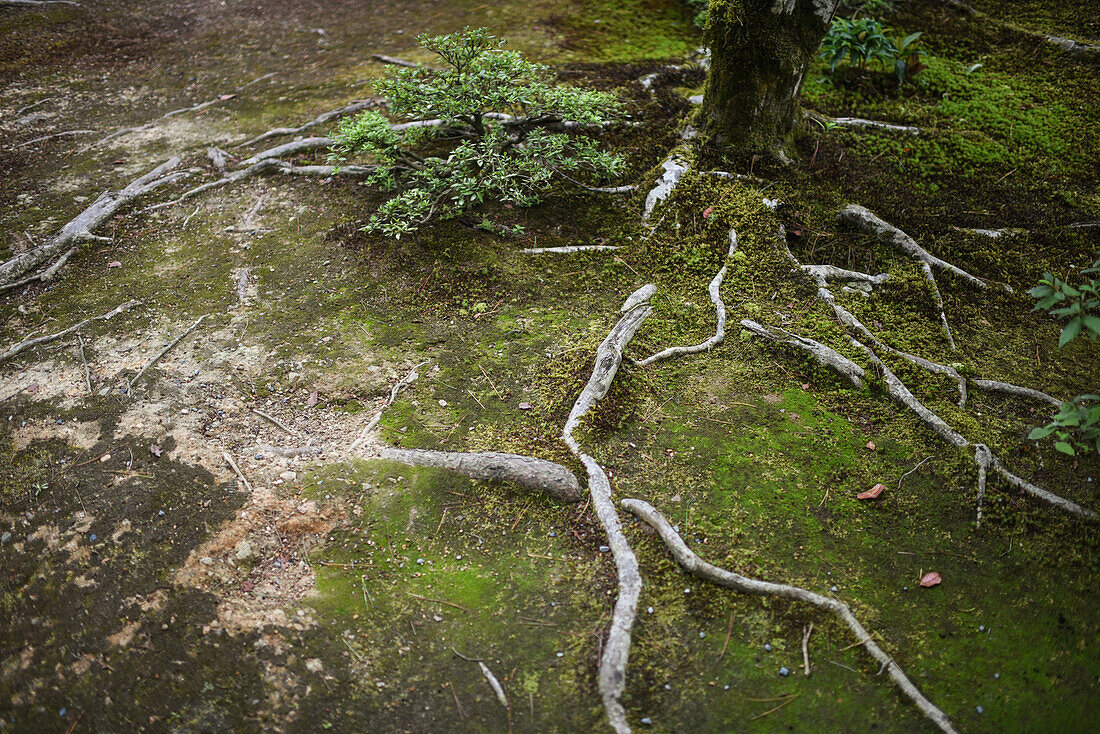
[701,0,838,155]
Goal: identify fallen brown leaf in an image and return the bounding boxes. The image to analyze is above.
[919,572,942,588]
[857,483,886,500]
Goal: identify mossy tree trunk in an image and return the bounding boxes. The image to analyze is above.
[701,0,839,155]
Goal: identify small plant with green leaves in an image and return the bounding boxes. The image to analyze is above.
[1028,396,1100,457]
[1028,255,1100,456]
[1029,256,1100,346]
[330,27,624,238]
[819,17,897,72]
[892,31,928,84]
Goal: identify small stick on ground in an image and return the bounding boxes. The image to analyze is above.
[348,361,429,450]
[222,450,254,493]
[802,622,814,676]
[622,498,957,734]
[127,314,208,392]
[718,609,735,661]
[897,457,932,491]
[76,334,91,393]
[236,99,381,147]
[448,680,467,718]
[407,592,467,612]
[251,408,296,435]
[521,245,621,254]
[0,300,140,364]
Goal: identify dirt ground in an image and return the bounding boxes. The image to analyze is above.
[1,0,1098,732]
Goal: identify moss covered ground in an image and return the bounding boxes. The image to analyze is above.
[1,0,1098,732]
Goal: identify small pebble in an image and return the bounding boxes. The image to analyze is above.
[57,419,63,424]
[779,667,790,676]
[158,510,165,516]
[598,545,610,553]
[724,685,729,690]
[764,643,772,652]
[256,453,263,459]
[831,585,838,592]
[647,606,654,614]
[556,652,564,658]
[640,718,653,726]
[976,706,984,715]
[664,684,671,690]
[979,625,985,632]
[89,534,97,542]
[59,708,66,717]
[548,531,555,537]
[994,673,1000,680]
[699,632,706,639]
[416,558,425,565]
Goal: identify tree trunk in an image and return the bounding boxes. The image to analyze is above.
[701,0,838,155]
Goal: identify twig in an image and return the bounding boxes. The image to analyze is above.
[222,450,254,493]
[16,130,96,148]
[450,647,482,662]
[718,609,735,660]
[181,204,201,230]
[749,694,800,721]
[349,361,428,450]
[250,408,297,435]
[478,363,503,399]
[448,680,467,718]
[127,314,208,392]
[76,334,92,393]
[897,457,932,490]
[802,622,814,676]
[478,661,511,711]
[407,592,467,612]
[0,300,140,364]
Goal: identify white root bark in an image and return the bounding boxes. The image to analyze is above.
[520,245,620,254]
[1,0,80,6]
[379,447,582,503]
[643,155,690,222]
[236,99,381,147]
[0,300,140,364]
[849,337,1095,519]
[740,319,866,389]
[970,379,1062,408]
[79,73,275,152]
[146,159,376,211]
[243,137,335,165]
[206,147,230,172]
[620,498,958,734]
[562,285,655,734]
[637,229,737,366]
[837,205,995,291]
[832,117,921,135]
[0,159,185,286]
[837,204,1006,349]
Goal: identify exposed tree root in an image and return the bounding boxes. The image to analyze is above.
[243,137,335,165]
[236,99,382,147]
[643,155,690,222]
[0,0,79,7]
[562,285,655,734]
[78,73,276,152]
[146,158,376,212]
[0,300,140,364]
[837,204,1009,349]
[848,337,1095,519]
[0,159,186,287]
[206,147,230,171]
[751,218,1092,519]
[371,54,425,68]
[378,447,582,503]
[636,229,737,366]
[740,319,866,389]
[939,0,1100,62]
[970,379,1062,408]
[520,245,620,254]
[16,129,96,148]
[620,498,958,734]
[0,244,79,295]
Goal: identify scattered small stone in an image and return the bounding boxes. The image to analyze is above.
[664,684,671,690]
[647,606,654,614]
[976,706,984,715]
[831,585,838,592]
[1,532,10,543]
[556,652,564,658]
[764,643,772,652]
[518,401,533,410]
[89,534,97,542]
[779,667,790,676]
[979,625,985,632]
[598,545,610,553]
[699,632,706,638]
[200,556,214,566]
[235,541,252,560]
[640,718,653,726]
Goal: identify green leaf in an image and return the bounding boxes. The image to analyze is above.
[1054,441,1075,455]
[1059,317,1083,347]
[1028,425,1057,440]
[1083,314,1100,337]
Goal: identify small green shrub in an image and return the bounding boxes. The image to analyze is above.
[1028,255,1100,456]
[819,17,927,85]
[330,27,624,238]
[1029,256,1100,346]
[819,17,897,72]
